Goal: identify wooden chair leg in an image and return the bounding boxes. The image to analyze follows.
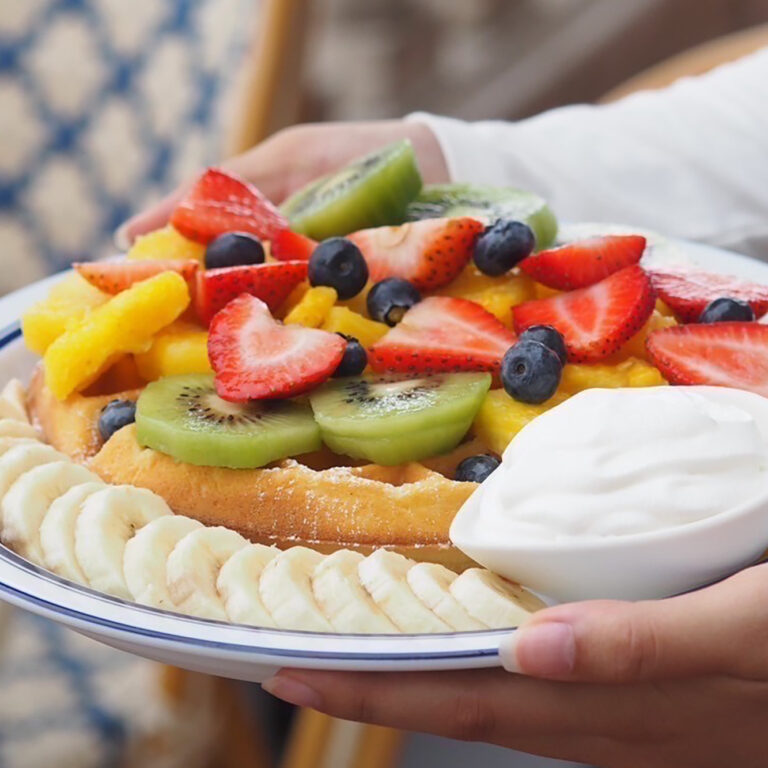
[281,709,404,768]
[227,0,314,155]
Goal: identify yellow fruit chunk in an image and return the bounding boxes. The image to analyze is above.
[473,389,569,455]
[275,281,310,319]
[22,273,110,354]
[321,306,388,348]
[338,283,372,317]
[134,321,211,381]
[561,357,666,394]
[656,298,675,317]
[611,310,677,362]
[441,265,535,325]
[127,224,206,263]
[44,272,190,400]
[284,286,338,328]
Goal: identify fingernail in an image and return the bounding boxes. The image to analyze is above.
[113,222,132,251]
[262,674,322,709]
[499,622,575,677]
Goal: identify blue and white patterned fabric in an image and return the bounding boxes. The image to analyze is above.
[0,0,255,295]
[0,611,217,768]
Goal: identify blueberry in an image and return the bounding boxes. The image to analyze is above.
[455,454,501,483]
[519,324,567,365]
[98,399,137,442]
[501,339,562,404]
[308,238,369,300]
[699,297,755,323]
[473,220,536,276]
[366,278,421,326]
[333,335,368,377]
[205,232,265,269]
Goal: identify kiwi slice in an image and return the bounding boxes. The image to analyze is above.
[309,373,491,465]
[136,374,321,469]
[406,183,558,249]
[280,140,423,240]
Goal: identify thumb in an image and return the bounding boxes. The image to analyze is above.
[498,563,768,683]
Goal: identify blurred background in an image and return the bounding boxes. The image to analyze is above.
[1,0,768,766]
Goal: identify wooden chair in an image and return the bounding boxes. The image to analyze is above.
[601,22,768,102]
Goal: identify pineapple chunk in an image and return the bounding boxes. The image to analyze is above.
[134,321,211,381]
[613,310,677,361]
[275,281,310,319]
[44,272,190,400]
[127,224,205,263]
[441,265,535,325]
[473,389,570,455]
[284,286,338,328]
[321,306,388,348]
[22,273,110,354]
[561,357,666,393]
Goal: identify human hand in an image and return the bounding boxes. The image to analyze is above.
[262,563,768,768]
[115,119,448,247]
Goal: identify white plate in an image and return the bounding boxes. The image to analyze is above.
[0,236,766,681]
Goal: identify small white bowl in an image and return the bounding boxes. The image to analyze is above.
[451,387,768,602]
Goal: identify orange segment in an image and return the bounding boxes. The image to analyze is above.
[44,272,190,400]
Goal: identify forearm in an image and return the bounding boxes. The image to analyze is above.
[410,48,768,258]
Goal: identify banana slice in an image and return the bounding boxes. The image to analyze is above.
[40,482,106,583]
[75,485,172,599]
[450,569,546,629]
[407,562,487,631]
[1,461,100,565]
[0,420,38,440]
[0,443,64,499]
[166,526,248,620]
[313,550,398,634]
[124,515,203,611]
[217,544,278,628]
[260,547,333,632]
[0,437,38,458]
[358,550,451,634]
[0,380,29,423]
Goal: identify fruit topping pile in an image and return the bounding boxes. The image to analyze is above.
[22,141,768,480]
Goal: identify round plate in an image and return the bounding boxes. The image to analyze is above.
[0,235,766,681]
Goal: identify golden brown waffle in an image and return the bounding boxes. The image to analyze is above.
[28,367,481,571]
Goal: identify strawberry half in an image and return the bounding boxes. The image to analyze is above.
[196,261,308,325]
[270,229,317,261]
[369,296,516,376]
[171,168,288,244]
[520,235,646,290]
[649,268,768,322]
[647,322,768,396]
[512,265,655,362]
[74,260,199,294]
[208,294,346,401]
[348,217,484,291]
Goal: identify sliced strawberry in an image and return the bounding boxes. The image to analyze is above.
[270,229,317,261]
[369,296,515,376]
[520,235,646,290]
[171,168,288,244]
[74,260,199,294]
[196,261,308,325]
[348,217,484,291]
[209,294,345,401]
[647,322,768,396]
[649,268,768,322]
[512,265,655,362]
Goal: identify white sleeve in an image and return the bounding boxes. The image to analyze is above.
[408,48,768,259]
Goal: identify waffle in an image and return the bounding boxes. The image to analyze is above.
[28,367,480,571]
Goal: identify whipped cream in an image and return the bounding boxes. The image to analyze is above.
[454,387,768,541]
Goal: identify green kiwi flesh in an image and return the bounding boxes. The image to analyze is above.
[136,374,321,469]
[406,183,558,248]
[280,140,423,240]
[308,373,491,465]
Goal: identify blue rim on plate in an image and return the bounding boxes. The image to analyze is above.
[0,319,507,664]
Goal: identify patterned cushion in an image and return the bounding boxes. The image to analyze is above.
[0,0,254,294]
